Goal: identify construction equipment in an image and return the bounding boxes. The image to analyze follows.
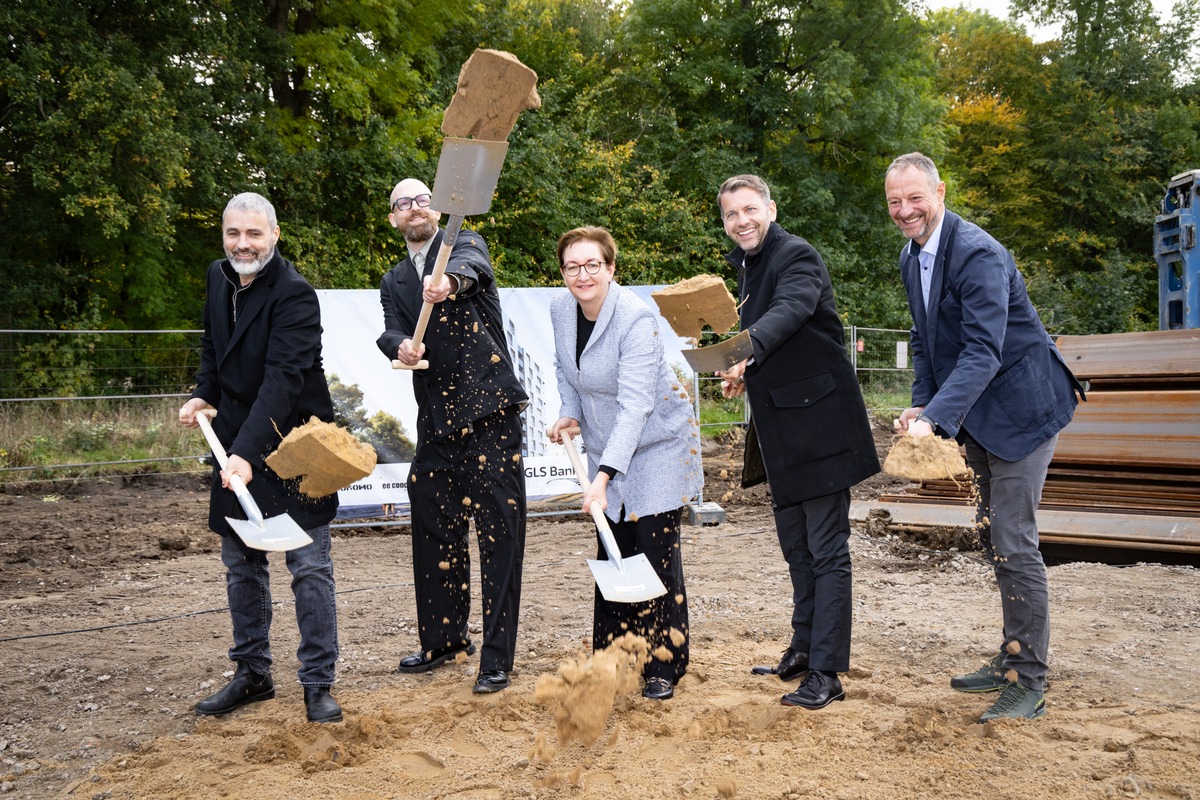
[391,49,539,371]
[1157,169,1199,330]
[559,427,668,604]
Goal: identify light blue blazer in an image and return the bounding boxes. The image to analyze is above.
[552,282,702,522]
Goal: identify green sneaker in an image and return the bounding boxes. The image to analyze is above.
[950,653,1007,693]
[978,681,1046,723]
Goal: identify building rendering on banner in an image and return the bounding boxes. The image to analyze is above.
[505,314,550,457]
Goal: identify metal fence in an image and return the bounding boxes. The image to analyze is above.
[0,329,203,402]
[0,325,913,483]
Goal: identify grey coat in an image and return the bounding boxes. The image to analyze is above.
[552,282,702,521]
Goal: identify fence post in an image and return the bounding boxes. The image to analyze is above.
[849,324,857,372]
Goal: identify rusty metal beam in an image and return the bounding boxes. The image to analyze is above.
[851,501,1200,555]
[1052,390,1200,468]
[1056,329,1200,381]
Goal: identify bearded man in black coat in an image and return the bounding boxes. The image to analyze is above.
[179,191,342,724]
[376,178,529,695]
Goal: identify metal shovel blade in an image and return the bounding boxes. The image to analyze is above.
[587,552,668,604]
[680,329,754,373]
[430,137,510,216]
[225,514,312,553]
[194,410,313,553]
[558,429,667,604]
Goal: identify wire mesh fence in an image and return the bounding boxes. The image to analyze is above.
[0,329,203,401]
[0,325,913,485]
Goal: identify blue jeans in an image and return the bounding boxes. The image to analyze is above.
[220,523,339,686]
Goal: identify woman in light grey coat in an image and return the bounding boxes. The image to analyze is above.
[547,226,702,701]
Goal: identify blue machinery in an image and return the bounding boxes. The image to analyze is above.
[1157,169,1200,330]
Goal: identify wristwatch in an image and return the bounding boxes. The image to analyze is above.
[914,413,939,432]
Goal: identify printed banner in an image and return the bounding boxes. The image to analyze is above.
[316,286,696,520]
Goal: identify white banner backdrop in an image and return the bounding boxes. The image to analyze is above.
[316,287,696,520]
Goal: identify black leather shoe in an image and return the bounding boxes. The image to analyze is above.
[781,670,845,710]
[195,662,274,717]
[751,648,808,681]
[304,686,343,723]
[472,669,510,694]
[397,642,476,674]
[642,677,674,700]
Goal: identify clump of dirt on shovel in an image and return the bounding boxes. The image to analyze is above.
[266,417,377,497]
[534,633,650,746]
[883,435,971,481]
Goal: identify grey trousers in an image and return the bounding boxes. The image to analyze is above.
[962,432,1057,691]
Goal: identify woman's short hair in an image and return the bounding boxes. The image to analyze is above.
[556,226,617,267]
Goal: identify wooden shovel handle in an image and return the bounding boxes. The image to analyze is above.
[559,427,625,567]
[391,216,464,372]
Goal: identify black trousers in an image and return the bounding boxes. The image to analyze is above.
[772,489,852,673]
[593,507,690,682]
[409,407,526,671]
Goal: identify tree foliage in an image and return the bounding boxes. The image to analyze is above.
[2,0,1198,337]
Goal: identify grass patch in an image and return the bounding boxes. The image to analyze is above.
[0,397,206,484]
[699,395,745,438]
[862,388,911,419]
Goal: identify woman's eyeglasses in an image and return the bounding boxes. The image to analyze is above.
[561,260,607,277]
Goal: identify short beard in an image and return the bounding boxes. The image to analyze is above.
[227,248,273,277]
[399,215,437,244]
[231,260,263,277]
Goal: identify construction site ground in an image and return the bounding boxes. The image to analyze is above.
[1,421,1198,799]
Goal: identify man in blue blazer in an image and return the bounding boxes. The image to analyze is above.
[885,153,1084,722]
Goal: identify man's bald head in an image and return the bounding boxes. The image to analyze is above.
[389,178,439,245]
[390,178,432,208]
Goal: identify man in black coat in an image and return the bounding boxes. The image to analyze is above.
[715,174,880,710]
[376,178,529,694]
[179,192,342,723]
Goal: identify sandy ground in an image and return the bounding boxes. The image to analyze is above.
[1,428,1199,800]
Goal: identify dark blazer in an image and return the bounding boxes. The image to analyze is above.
[902,209,1084,461]
[192,252,338,533]
[728,222,880,506]
[375,229,527,442]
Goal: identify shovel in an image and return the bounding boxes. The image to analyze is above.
[390,138,510,371]
[392,50,539,371]
[194,410,313,552]
[679,329,754,373]
[560,427,668,604]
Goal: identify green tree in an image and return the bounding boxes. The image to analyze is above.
[591,0,947,325]
[327,374,371,433]
[937,0,1200,332]
[363,410,415,463]
[0,0,468,333]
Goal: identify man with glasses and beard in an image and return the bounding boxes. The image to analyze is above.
[376,178,529,694]
[179,191,342,724]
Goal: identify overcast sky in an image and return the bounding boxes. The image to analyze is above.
[928,0,1181,41]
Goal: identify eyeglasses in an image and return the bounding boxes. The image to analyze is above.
[561,260,607,277]
[391,193,432,212]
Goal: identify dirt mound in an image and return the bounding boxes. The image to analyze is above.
[882,433,970,481]
[2,431,1198,800]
